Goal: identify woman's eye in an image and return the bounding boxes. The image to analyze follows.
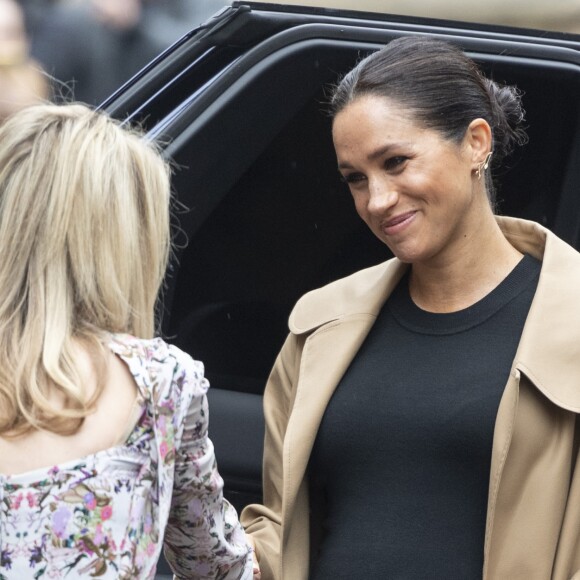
[384,156,408,171]
[341,172,366,184]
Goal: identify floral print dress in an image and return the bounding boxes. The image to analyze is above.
[0,334,253,579]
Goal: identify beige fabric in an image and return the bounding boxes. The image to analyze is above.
[241,216,580,579]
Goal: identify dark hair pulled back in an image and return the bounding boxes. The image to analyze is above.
[331,36,528,171]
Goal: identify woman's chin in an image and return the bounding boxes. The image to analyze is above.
[386,242,426,265]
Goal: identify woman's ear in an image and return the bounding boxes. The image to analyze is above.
[466,118,493,164]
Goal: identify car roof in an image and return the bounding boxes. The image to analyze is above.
[246,0,580,35]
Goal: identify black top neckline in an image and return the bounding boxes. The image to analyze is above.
[387,254,542,336]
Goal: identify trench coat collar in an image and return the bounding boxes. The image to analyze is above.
[289,257,408,334]
[499,216,580,412]
[289,215,580,412]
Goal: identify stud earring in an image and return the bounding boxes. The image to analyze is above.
[476,151,493,180]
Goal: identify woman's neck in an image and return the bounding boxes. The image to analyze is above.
[408,215,523,313]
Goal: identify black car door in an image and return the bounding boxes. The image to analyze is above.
[102,3,580,575]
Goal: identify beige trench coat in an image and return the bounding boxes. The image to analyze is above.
[241,216,580,579]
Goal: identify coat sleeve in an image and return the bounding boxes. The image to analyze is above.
[241,332,304,580]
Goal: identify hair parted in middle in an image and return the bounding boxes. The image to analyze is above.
[330,35,528,202]
[0,103,172,436]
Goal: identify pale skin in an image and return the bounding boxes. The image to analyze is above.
[333,94,523,313]
[0,341,139,475]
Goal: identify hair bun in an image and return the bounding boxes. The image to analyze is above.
[484,78,528,163]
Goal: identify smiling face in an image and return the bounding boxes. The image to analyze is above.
[333,94,491,266]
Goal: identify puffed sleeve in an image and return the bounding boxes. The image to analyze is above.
[163,354,253,579]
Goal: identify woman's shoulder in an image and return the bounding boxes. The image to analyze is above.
[108,333,208,402]
[288,257,405,334]
[108,332,194,362]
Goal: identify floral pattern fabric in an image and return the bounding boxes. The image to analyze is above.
[0,334,253,579]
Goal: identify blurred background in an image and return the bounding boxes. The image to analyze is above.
[1,0,579,119]
[0,0,225,113]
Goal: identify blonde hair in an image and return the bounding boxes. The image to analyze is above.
[0,103,172,436]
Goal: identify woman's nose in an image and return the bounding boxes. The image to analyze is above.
[367,178,398,214]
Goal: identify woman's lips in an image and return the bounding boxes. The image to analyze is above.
[381,211,417,236]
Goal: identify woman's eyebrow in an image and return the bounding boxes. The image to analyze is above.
[338,142,410,169]
[368,142,410,161]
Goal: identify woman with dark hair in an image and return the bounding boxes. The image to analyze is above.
[242,36,580,579]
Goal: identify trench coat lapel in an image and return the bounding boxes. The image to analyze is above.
[499,215,580,410]
[485,217,580,577]
[282,258,407,529]
[282,314,375,507]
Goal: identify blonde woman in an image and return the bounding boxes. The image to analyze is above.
[0,103,254,579]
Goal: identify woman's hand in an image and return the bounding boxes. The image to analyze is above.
[247,535,261,579]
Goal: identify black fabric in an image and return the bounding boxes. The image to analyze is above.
[309,255,541,580]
